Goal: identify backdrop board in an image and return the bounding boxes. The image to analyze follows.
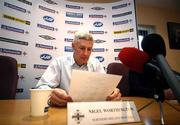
[0,0,138,99]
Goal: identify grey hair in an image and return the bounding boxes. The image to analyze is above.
[73,30,94,43]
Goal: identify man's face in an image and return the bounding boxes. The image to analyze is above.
[72,39,93,66]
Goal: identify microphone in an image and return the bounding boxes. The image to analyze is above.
[141,33,180,103]
[118,47,164,98]
[141,33,166,58]
[118,47,149,73]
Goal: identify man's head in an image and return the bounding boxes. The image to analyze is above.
[72,30,94,66]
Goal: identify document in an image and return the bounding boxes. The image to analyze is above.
[69,70,122,102]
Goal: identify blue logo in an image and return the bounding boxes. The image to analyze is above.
[114,38,130,42]
[93,22,103,27]
[114,49,121,52]
[64,38,73,42]
[112,3,130,9]
[95,56,104,62]
[0,37,28,46]
[43,0,57,5]
[112,11,132,18]
[66,12,83,18]
[113,20,130,25]
[92,48,108,52]
[89,31,105,34]
[94,39,106,44]
[37,23,57,31]
[66,4,81,9]
[39,5,58,14]
[65,21,81,25]
[1,24,27,34]
[17,0,32,6]
[64,46,73,52]
[0,48,22,55]
[34,64,48,69]
[4,2,29,13]
[89,14,106,18]
[36,43,55,50]
[43,16,54,22]
[40,54,52,61]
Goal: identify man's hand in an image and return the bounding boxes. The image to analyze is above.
[106,88,121,101]
[49,88,73,107]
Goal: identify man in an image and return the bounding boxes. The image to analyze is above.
[36,30,121,106]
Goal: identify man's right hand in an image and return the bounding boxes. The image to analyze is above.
[49,88,73,107]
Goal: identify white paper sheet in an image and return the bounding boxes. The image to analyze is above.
[69,70,122,102]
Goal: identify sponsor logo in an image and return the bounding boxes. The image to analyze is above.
[93,22,103,27]
[114,38,130,42]
[64,38,73,42]
[112,11,132,18]
[114,28,134,34]
[43,16,54,23]
[114,38,134,43]
[66,12,83,18]
[112,3,130,9]
[3,14,30,25]
[39,35,56,40]
[37,24,58,31]
[39,5,58,14]
[0,37,28,46]
[67,30,77,34]
[89,14,106,18]
[40,53,52,61]
[18,64,26,68]
[95,56,105,62]
[43,0,57,5]
[4,2,30,14]
[91,7,105,10]
[113,19,132,25]
[17,0,32,6]
[114,57,119,61]
[89,31,106,34]
[65,21,82,25]
[64,46,73,52]
[66,4,82,9]
[0,48,22,55]
[35,43,57,50]
[92,48,108,52]
[94,39,106,44]
[114,48,121,52]
[1,24,28,34]
[34,64,48,69]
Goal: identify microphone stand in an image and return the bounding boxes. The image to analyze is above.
[154,76,165,125]
[145,63,165,125]
[153,85,165,125]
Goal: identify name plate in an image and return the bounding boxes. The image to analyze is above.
[67,101,140,125]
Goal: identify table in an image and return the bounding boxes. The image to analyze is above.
[0,97,179,125]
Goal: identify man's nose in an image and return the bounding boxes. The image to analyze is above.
[84,49,88,55]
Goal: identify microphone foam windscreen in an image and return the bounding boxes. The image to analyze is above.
[118,47,149,73]
[141,33,166,58]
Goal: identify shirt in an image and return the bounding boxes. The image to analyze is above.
[36,54,105,93]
